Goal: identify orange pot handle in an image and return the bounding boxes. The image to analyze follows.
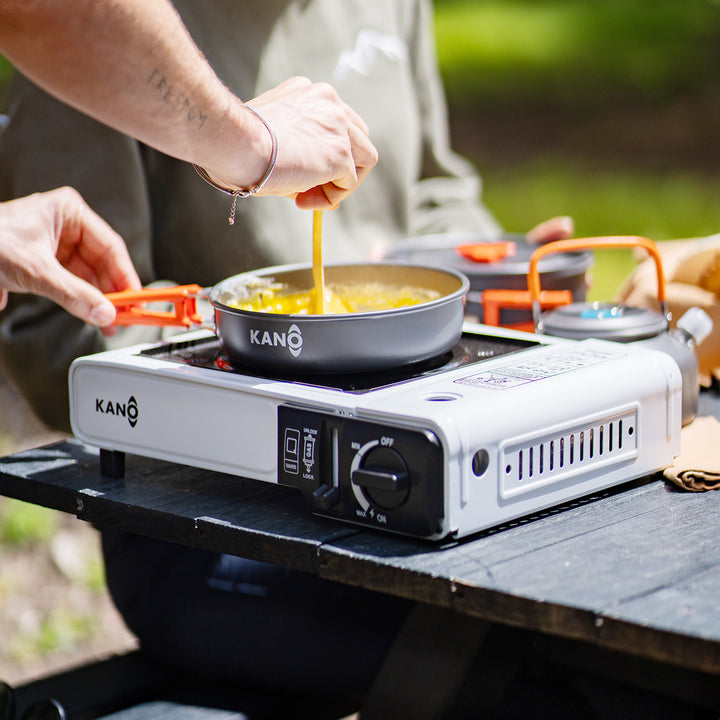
[456,240,516,263]
[105,284,204,327]
[527,236,668,328]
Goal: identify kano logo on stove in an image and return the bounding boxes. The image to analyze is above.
[95,395,139,428]
[249,323,303,358]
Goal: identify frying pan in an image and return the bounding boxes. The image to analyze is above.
[105,262,470,373]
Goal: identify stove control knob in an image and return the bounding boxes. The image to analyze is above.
[352,447,409,510]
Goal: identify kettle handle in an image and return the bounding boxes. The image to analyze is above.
[527,236,668,329]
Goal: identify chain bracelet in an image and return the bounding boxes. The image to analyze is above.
[192,104,278,225]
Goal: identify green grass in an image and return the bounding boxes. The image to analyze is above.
[0,499,59,545]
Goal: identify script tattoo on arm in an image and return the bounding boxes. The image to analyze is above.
[147,68,208,128]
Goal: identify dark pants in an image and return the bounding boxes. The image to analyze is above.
[101,530,412,703]
[102,532,708,719]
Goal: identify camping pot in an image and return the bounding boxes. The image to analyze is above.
[529,236,713,426]
[105,262,470,374]
[385,232,592,325]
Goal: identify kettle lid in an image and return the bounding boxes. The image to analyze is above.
[540,301,667,342]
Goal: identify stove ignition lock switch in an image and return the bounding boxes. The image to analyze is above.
[352,446,410,510]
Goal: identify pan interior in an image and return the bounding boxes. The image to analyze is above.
[211,264,467,315]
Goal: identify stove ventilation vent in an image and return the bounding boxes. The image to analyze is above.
[499,409,638,500]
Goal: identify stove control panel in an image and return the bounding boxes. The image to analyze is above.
[277,405,445,538]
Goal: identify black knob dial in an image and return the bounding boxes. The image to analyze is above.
[352,446,410,510]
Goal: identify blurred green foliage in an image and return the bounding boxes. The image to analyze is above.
[433,0,720,298]
[7,607,100,662]
[434,0,720,109]
[0,499,59,545]
[0,55,12,107]
[483,161,720,240]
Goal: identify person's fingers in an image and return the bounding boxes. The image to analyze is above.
[248,78,377,201]
[0,188,135,324]
[366,239,387,261]
[339,98,371,139]
[348,121,377,171]
[73,207,142,292]
[288,78,371,136]
[326,125,377,194]
[31,264,118,327]
[256,78,370,140]
[293,185,338,211]
[322,182,349,209]
[87,297,118,327]
[293,123,377,209]
[526,216,575,245]
[54,187,141,292]
[0,289,8,311]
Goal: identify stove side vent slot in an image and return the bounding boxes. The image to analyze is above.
[499,409,638,500]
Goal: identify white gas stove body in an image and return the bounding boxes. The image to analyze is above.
[69,323,682,540]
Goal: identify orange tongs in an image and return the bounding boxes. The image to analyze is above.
[105,284,206,327]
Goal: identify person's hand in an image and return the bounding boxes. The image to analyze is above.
[526,216,575,244]
[249,77,378,209]
[208,77,378,211]
[0,187,141,325]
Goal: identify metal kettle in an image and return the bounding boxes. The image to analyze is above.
[528,236,713,426]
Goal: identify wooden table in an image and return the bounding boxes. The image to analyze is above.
[1,391,719,719]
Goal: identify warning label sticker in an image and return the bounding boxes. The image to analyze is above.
[454,347,617,391]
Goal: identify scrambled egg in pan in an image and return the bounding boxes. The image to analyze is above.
[229,283,440,315]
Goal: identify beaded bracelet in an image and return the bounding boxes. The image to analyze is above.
[192,104,278,225]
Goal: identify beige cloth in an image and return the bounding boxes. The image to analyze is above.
[663,415,720,491]
[616,235,720,386]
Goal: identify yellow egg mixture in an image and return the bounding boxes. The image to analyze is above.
[229,283,440,315]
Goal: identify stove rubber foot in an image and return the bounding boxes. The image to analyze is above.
[100,448,126,479]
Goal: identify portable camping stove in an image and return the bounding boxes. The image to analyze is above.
[69,323,682,540]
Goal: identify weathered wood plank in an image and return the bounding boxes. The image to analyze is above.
[0,441,358,572]
[316,476,720,673]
